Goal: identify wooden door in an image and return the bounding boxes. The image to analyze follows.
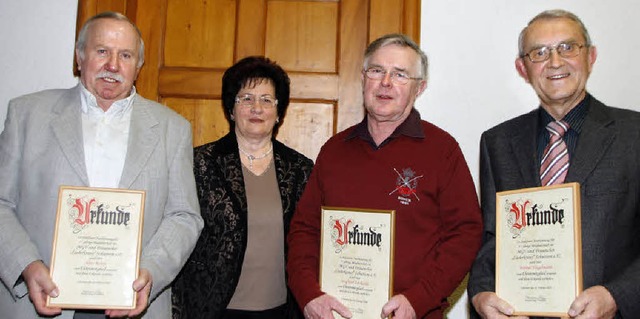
[77,0,421,160]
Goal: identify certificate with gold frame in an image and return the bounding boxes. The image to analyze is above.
[320,207,395,319]
[47,186,145,309]
[496,183,582,317]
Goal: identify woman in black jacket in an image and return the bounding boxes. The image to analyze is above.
[172,56,313,319]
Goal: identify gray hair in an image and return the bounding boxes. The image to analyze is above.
[518,9,592,57]
[363,33,428,82]
[76,11,145,68]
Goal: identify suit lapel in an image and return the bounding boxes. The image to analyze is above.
[51,86,89,185]
[566,99,615,184]
[509,110,541,187]
[119,97,160,189]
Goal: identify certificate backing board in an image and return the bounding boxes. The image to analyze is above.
[320,207,395,319]
[496,183,582,317]
[47,186,145,309]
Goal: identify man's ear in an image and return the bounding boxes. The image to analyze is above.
[587,45,598,73]
[515,57,530,83]
[75,49,82,71]
[416,79,427,97]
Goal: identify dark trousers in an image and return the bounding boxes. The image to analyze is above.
[222,304,287,319]
[73,310,107,319]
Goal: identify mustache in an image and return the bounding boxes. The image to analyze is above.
[96,71,124,83]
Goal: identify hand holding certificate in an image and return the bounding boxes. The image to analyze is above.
[320,207,395,319]
[47,186,145,310]
[496,183,582,317]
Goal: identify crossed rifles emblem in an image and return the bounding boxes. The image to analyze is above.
[388,168,423,201]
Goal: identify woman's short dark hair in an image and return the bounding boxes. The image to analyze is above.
[221,56,290,131]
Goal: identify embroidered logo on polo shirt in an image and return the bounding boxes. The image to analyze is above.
[389,168,423,205]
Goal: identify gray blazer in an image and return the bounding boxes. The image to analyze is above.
[0,85,203,319]
[467,95,640,318]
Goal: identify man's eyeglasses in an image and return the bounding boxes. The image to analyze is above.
[363,67,422,85]
[235,93,278,109]
[523,42,586,63]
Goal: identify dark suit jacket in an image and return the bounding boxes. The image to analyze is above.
[172,132,313,319]
[467,95,640,318]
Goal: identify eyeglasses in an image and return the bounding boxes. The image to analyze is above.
[363,67,422,85]
[523,42,586,63]
[235,93,278,109]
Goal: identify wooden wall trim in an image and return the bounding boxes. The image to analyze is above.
[404,0,421,43]
[158,67,339,101]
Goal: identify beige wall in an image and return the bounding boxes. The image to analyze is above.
[0,0,78,132]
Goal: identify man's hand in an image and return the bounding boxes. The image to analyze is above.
[303,294,352,319]
[105,268,153,318]
[380,294,415,319]
[472,291,529,319]
[568,285,616,319]
[22,260,62,317]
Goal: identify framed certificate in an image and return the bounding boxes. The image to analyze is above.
[320,207,395,319]
[47,186,145,309]
[496,183,582,317]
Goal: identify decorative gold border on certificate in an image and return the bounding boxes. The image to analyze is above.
[320,206,395,319]
[47,186,145,310]
[496,182,582,317]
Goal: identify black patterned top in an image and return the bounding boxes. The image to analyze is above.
[171,132,313,319]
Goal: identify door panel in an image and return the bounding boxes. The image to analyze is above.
[266,1,338,73]
[77,0,421,161]
[163,98,229,147]
[164,0,237,68]
[278,102,334,161]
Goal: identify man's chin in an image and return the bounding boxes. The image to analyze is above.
[97,89,130,101]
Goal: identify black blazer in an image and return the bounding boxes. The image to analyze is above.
[467,95,640,318]
[172,132,313,319]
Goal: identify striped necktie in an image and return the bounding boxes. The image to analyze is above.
[540,120,570,186]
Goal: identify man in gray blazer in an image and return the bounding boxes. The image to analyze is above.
[468,9,640,319]
[0,12,203,319]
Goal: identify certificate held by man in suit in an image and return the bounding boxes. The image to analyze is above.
[47,186,145,310]
[495,183,583,317]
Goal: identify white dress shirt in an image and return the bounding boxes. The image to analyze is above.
[79,83,135,188]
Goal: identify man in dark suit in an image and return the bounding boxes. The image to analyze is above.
[0,12,203,318]
[468,9,640,319]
